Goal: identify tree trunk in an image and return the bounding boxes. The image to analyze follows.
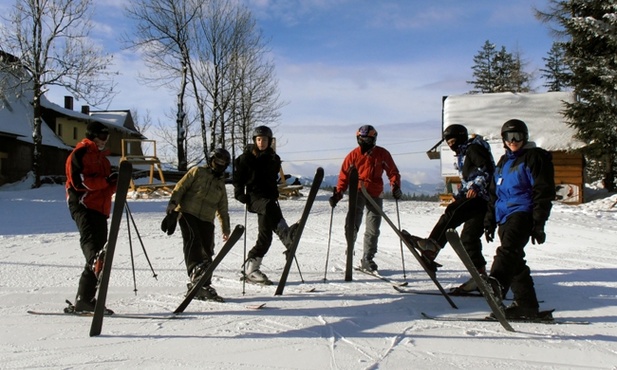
[176,65,188,171]
[32,89,42,188]
[602,152,615,192]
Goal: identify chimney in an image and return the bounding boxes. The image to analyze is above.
[64,96,73,110]
[81,105,90,115]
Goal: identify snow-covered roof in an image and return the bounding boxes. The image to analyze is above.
[40,99,136,135]
[0,88,71,149]
[443,92,586,151]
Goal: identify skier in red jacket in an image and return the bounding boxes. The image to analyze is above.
[330,125,401,272]
[65,121,117,314]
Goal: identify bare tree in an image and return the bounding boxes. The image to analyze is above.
[125,0,283,165]
[124,0,201,171]
[0,0,116,188]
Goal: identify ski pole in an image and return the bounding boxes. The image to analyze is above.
[323,206,335,282]
[125,203,158,279]
[125,206,138,295]
[293,256,304,283]
[242,204,248,295]
[395,199,407,280]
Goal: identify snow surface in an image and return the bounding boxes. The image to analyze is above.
[1,178,617,369]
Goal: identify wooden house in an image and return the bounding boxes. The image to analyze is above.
[1,80,145,185]
[428,92,586,204]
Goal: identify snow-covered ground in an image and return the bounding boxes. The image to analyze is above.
[1,178,617,369]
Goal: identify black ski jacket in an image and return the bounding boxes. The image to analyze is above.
[233,145,281,201]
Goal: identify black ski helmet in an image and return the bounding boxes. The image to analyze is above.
[209,148,231,174]
[86,121,109,140]
[252,125,273,147]
[356,124,378,148]
[443,124,468,151]
[501,119,529,143]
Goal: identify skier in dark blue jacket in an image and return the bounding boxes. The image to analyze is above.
[412,124,495,293]
[484,119,555,319]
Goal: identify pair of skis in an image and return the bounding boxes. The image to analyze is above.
[359,184,458,310]
[359,184,519,331]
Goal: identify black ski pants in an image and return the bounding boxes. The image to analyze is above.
[71,205,108,302]
[247,197,285,259]
[429,196,487,271]
[178,212,215,281]
[490,211,539,308]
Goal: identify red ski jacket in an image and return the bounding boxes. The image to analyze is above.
[336,146,401,198]
[65,139,116,217]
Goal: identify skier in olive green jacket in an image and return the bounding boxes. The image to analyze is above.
[166,148,231,302]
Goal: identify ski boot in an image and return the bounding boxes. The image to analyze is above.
[360,255,378,272]
[242,257,273,285]
[193,285,225,303]
[449,267,487,296]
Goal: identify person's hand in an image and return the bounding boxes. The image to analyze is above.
[166,202,177,214]
[484,218,496,243]
[107,172,118,184]
[392,185,402,200]
[222,233,230,242]
[329,189,343,207]
[466,184,479,198]
[235,193,250,204]
[531,222,546,245]
[484,226,495,243]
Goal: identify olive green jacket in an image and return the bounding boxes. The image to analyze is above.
[169,166,231,235]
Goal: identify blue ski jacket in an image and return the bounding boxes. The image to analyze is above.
[489,144,555,226]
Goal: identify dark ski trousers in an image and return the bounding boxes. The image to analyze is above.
[178,212,215,282]
[490,211,539,309]
[71,205,108,302]
[429,197,487,271]
[247,197,285,259]
[346,193,382,259]
[429,196,487,270]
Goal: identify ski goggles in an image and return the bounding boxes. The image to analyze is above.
[502,131,525,143]
[212,157,229,167]
[357,136,376,145]
[96,132,109,141]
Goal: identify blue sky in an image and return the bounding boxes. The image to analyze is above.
[40,0,557,184]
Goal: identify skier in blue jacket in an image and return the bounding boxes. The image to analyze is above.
[484,119,555,319]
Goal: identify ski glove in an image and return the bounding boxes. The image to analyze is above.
[484,226,495,243]
[107,172,119,184]
[329,189,343,208]
[161,211,178,235]
[392,185,402,200]
[531,222,546,245]
[484,217,496,243]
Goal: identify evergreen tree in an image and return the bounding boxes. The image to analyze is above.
[538,0,617,191]
[541,42,570,91]
[468,40,532,93]
[468,40,497,93]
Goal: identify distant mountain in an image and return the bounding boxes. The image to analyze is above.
[287,174,444,196]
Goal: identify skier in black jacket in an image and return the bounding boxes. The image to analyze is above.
[484,119,555,319]
[412,124,495,294]
[233,126,297,285]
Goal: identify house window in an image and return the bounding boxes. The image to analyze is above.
[57,123,63,137]
[73,127,78,140]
